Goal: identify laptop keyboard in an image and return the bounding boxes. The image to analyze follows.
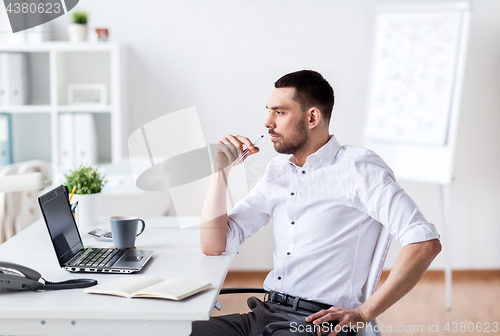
[75,248,125,268]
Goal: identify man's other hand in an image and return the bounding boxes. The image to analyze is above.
[305,306,367,336]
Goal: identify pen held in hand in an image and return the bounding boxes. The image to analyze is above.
[232,135,264,166]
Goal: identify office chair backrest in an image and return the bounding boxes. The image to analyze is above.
[359,223,392,336]
[0,160,52,243]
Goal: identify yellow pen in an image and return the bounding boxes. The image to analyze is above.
[69,186,76,202]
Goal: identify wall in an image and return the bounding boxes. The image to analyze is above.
[7,0,499,270]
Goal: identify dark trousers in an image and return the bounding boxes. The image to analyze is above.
[191,296,356,336]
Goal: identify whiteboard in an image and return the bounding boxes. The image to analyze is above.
[364,2,471,184]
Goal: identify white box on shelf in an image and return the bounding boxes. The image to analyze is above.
[68,84,107,106]
[26,24,52,43]
[7,31,26,44]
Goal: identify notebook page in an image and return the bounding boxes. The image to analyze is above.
[84,276,164,297]
[132,277,212,300]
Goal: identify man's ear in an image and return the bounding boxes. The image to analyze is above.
[307,107,322,129]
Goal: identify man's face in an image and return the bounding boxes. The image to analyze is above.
[265,87,308,154]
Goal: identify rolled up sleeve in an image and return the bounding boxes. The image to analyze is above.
[225,174,271,254]
[350,151,440,246]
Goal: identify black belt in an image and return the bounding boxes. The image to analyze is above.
[267,290,331,312]
[266,291,357,336]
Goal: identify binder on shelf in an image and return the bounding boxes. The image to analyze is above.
[74,113,97,166]
[58,113,97,167]
[0,113,13,167]
[58,113,74,167]
[0,54,7,106]
[0,53,28,106]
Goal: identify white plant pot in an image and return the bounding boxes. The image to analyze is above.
[68,24,88,42]
[72,193,101,226]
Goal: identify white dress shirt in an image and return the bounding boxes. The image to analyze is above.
[226,135,439,309]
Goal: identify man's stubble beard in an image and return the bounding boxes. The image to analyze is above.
[272,119,309,155]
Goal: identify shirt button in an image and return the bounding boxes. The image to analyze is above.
[277,276,282,280]
[287,252,291,255]
[291,221,295,225]
[302,171,306,174]
[290,192,295,196]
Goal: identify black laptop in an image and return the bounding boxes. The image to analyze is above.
[38,185,154,274]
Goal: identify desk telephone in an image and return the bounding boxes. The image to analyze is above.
[0,261,97,291]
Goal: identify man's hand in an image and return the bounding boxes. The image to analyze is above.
[200,134,260,256]
[306,306,367,336]
[213,134,260,173]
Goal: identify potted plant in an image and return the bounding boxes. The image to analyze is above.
[64,164,106,226]
[68,10,88,42]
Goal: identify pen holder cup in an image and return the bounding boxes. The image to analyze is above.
[70,202,77,223]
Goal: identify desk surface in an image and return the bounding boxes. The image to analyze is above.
[0,217,233,336]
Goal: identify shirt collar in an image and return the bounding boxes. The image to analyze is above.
[282,135,342,169]
[308,135,341,166]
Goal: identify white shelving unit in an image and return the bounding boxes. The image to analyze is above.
[0,42,125,178]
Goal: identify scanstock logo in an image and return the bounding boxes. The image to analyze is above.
[4,0,79,33]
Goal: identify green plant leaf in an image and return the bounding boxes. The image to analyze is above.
[64,164,106,195]
[72,11,88,24]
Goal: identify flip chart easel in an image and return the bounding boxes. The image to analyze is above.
[363,2,471,310]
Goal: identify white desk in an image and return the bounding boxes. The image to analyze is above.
[0,217,233,336]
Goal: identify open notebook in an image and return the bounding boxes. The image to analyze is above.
[83,276,212,300]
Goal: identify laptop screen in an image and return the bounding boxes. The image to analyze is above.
[39,185,83,266]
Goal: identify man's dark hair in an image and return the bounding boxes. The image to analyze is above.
[274,70,334,125]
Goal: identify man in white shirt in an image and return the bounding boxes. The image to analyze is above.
[192,70,441,336]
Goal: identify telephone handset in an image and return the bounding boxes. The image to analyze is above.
[0,261,97,291]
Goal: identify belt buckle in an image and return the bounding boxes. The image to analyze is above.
[269,291,277,302]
